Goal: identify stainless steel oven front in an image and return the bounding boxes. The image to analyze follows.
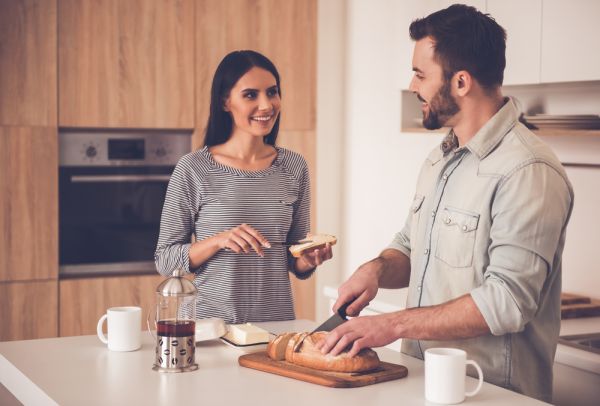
[59,131,190,277]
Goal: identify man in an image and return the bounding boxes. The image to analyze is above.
[317,4,573,402]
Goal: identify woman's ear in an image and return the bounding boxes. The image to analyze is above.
[222,96,231,112]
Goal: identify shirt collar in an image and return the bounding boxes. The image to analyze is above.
[438,96,519,160]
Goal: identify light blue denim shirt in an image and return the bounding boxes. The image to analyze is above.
[388,98,573,402]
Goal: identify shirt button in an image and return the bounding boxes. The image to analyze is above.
[442,174,448,181]
[424,248,429,255]
[462,225,468,231]
[431,210,436,217]
[445,218,451,224]
[417,286,422,291]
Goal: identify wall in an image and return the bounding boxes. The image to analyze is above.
[315,0,346,322]
[316,0,443,314]
[316,0,600,318]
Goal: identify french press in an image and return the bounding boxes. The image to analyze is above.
[150,269,198,372]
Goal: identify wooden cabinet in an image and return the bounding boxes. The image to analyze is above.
[58,0,195,128]
[541,0,600,83]
[0,0,57,126]
[59,274,165,336]
[0,280,58,341]
[195,0,317,141]
[0,127,58,282]
[488,0,542,85]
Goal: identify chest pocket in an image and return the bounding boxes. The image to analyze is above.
[435,206,479,268]
[273,195,297,238]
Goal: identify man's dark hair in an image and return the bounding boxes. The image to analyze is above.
[409,4,507,88]
[204,50,281,147]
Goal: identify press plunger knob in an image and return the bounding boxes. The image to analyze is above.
[85,146,97,158]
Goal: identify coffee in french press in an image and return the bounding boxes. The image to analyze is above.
[150,269,198,372]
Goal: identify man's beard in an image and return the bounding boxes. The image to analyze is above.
[420,79,460,130]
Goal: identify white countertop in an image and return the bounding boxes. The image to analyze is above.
[0,319,548,406]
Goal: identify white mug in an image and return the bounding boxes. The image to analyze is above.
[425,348,484,404]
[97,306,142,351]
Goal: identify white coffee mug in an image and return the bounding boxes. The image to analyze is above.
[97,306,142,351]
[425,348,484,404]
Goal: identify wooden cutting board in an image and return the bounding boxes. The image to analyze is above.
[238,351,408,388]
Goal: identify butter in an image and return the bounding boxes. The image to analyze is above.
[224,323,269,345]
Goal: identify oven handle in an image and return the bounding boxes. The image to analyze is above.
[70,174,171,183]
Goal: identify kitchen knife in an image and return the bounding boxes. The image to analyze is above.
[312,301,352,332]
[270,239,314,247]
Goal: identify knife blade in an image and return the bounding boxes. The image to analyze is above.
[269,239,314,247]
[312,301,352,332]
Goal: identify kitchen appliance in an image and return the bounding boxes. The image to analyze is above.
[150,269,198,372]
[59,131,190,277]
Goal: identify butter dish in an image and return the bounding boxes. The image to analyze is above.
[219,323,271,353]
[219,336,269,353]
[223,323,270,345]
[195,318,227,342]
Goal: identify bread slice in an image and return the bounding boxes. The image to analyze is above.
[266,332,296,361]
[289,234,337,258]
[285,331,380,373]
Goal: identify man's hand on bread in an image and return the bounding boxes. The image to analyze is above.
[316,313,399,358]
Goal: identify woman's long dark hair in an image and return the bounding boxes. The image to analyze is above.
[204,50,281,147]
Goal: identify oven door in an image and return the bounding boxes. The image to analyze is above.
[59,166,172,277]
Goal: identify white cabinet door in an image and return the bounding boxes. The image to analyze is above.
[488,0,542,85]
[541,0,600,82]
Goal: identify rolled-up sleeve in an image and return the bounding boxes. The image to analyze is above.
[154,157,198,276]
[471,162,572,335]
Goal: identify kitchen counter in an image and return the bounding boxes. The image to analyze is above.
[556,316,600,373]
[553,316,600,406]
[0,319,548,406]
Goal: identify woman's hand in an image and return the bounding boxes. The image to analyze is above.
[294,242,333,273]
[217,224,270,257]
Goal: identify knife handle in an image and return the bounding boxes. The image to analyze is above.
[337,301,352,319]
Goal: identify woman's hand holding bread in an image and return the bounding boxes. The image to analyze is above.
[290,233,336,274]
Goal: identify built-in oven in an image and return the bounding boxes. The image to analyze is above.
[59,131,191,278]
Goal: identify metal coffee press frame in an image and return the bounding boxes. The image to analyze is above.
[148,269,199,373]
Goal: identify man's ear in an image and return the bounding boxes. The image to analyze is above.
[454,70,472,96]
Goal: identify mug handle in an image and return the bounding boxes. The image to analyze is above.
[465,359,484,397]
[97,314,108,344]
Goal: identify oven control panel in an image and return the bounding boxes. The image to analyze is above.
[59,132,191,166]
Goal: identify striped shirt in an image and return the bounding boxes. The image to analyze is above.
[155,145,311,323]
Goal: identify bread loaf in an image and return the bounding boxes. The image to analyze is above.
[266,332,295,361]
[289,234,337,258]
[269,331,380,373]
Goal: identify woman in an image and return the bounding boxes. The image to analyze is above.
[155,50,332,323]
